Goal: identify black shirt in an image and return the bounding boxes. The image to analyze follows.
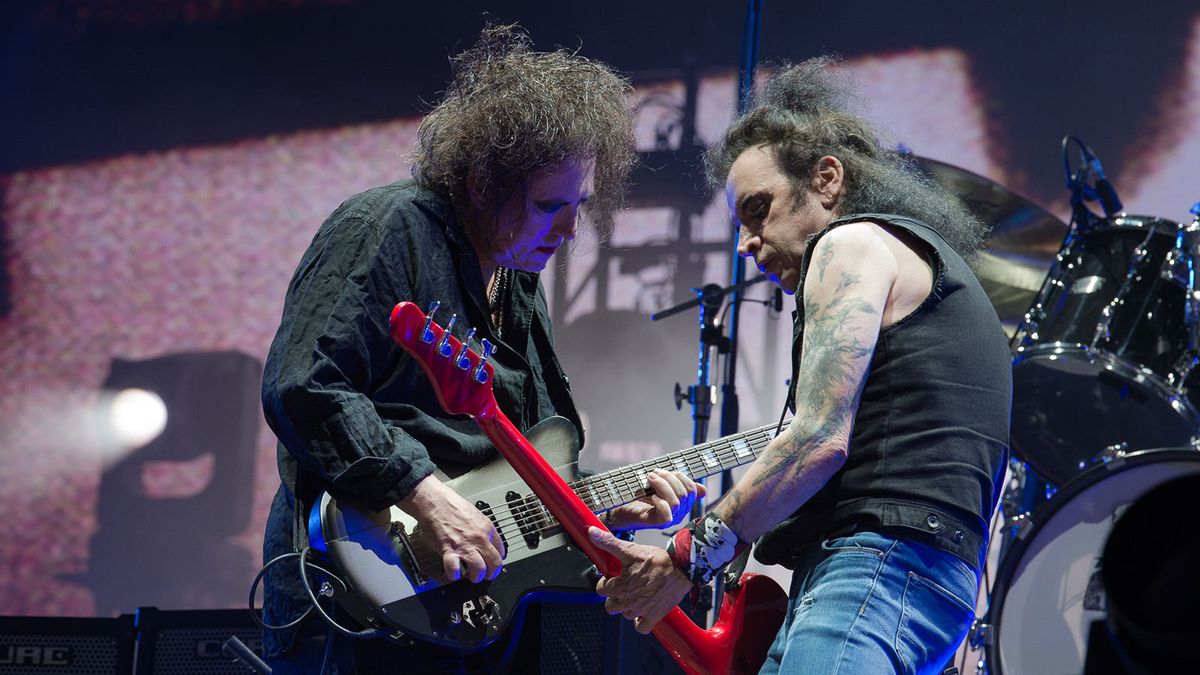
[260,179,582,657]
[756,213,1011,570]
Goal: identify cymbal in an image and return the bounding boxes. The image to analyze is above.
[913,157,1067,327]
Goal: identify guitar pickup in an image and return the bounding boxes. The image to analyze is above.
[507,491,543,550]
[476,500,507,554]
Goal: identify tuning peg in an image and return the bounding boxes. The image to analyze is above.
[436,314,458,357]
[454,327,477,370]
[474,339,496,383]
[421,301,441,344]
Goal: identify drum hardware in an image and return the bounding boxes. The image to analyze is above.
[1179,217,1200,350]
[1063,441,1131,476]
[999,458,1035,535]
[1096,441,1127,464]
[1012,220,1081,351]
[965,619,990,675]
[1168,351,1200,390]
[1089,227,1158,350]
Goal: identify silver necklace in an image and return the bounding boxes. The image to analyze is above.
[488,267,508,338]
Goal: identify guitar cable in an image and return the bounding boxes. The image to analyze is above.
[248,552,321,631]
[296,547,393,640]
[248,549,393,672]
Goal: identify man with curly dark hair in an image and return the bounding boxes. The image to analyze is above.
[591,57,1011,674]
[260,23,702,673]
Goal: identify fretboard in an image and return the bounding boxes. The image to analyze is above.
[569,420,785,515]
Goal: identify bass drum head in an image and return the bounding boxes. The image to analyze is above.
[986,449,1200,675]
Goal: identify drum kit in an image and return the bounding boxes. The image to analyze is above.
[918,150,1200,674]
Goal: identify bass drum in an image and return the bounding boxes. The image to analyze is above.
[985,449,1200,675]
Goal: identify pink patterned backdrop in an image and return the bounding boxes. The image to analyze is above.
[3,30,1200,618]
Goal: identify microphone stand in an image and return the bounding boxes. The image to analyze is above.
[653,274,768,626]
[655,276,770,444]
[713,0,764,622]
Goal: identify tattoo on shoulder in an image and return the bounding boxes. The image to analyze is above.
[835,271,860,293]
[815,241,835,283]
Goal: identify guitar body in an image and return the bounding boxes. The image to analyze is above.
[317,300,791,673]
[311,416,600,649]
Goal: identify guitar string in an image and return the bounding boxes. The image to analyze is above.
[477,425,780,530]
[407,331,778,528]
[399,427,782,572]
[399,433,776,572]
[470,427,778,537]
[467,428,774,532]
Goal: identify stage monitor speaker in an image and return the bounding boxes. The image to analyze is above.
[133,607,264,675]
[538,601,683,675]
[0,614,135,675]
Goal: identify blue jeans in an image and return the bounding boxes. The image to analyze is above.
[758,531,979,675]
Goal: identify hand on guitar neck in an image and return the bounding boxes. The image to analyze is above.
[590,526,695,634]
[604,468,706,530]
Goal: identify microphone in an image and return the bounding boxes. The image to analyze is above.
[772,287,783,312]
[1086,151,1124,217]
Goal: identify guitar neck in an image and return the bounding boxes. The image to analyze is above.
[569,420,785,515]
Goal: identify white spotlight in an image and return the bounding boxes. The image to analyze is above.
[108,388,168,449]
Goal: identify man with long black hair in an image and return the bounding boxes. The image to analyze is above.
[592,57,1010,674]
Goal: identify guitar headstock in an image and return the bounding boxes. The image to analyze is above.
[389,301,499,419]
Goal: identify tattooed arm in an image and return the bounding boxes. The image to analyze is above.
[587,223,899,633]
[714,223,895,541]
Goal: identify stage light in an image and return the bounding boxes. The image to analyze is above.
[79,351,263,616]
[107,387,167,449]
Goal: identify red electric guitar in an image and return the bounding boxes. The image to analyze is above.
[309,302,786,675]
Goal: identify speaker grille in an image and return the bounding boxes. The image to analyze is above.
[148,626,262,675]
[540,603,606,675]
[0,616,133,675]
[0,633,120,675]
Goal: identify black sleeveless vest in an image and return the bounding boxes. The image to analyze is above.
[755,214,1011,569]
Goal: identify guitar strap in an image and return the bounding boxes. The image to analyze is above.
[528,305,585,447]
[292,461,326,552]
[292,468,315,553]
